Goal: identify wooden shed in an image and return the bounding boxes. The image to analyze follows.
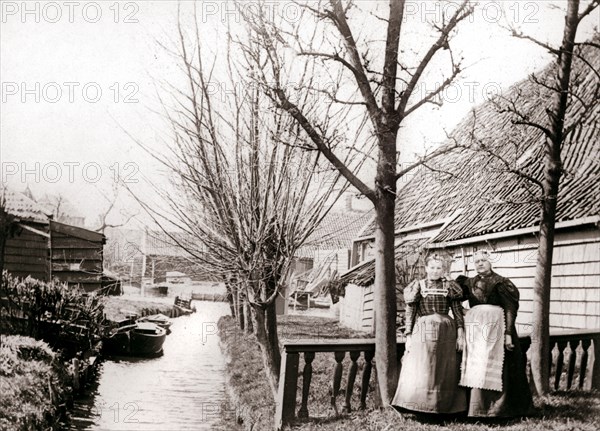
[2,189,107,292]
[341,44,600,332]
[50,221,105,292]
[2,189,52,281]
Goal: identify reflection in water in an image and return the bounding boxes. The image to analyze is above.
[69,301,230,430]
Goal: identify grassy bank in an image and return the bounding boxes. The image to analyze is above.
[217,314,374,430]
[218,315,600,431]
[0,335,73,430]
[102,296,174,322]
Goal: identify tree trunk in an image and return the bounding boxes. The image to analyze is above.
[531,193,557,394]
[251,302,281,400]
[225,282,236,319]
[237,285,245,331]
[373,123,399,403]
[530,0,579,396]
[373,194,398,403]
[244,295,254,334]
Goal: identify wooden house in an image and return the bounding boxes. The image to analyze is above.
[339,44,600,333]
[2,189,107,292]
[50,221,105,292]
[2,190,52,281]
[286,206,372,313]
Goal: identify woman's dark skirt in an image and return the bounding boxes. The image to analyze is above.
[465,310,533,417]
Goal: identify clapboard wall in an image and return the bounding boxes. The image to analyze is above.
[50,221,105,292]
[339,283,373,332]
[3,223,50,281]
[448,226,600,331]
[340,225,600,333]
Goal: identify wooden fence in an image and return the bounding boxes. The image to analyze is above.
[275,330,600,430]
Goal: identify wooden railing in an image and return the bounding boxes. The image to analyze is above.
[274,338,403,430]
[520,329,600,391]
[275,330,600,430]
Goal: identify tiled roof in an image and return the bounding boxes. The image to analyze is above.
[1,188,51,224]
[360,43,599,242]
[299,210,373,255]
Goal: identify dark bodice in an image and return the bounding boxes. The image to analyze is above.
[456,271,520,335]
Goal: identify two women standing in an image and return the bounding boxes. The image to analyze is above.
[392,251,533,418]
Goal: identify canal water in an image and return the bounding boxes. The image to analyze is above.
[69,300,231,430]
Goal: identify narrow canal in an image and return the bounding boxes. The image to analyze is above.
[69,300,230,430]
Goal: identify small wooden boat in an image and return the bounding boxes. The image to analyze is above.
[173,296,195,316]
[173,304,194,316]
[103,322,166,356]
[138,313,173,332]
[130,322,167,355]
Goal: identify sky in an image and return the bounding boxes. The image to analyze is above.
[1,0,598,228]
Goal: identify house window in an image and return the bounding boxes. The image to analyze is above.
[361,242,374,262]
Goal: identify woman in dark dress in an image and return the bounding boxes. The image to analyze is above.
[456,250,533,417]
[392,254,467,414]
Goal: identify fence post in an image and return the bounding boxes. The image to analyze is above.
[591,336,600,390]
[274,346,299,431]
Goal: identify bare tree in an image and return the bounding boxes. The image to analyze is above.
[461,1,600,395]
[128,5,349,398]
[44,193,66,221]
[505,0,599,395]
[239,0,474,402]
[94,182,139,235]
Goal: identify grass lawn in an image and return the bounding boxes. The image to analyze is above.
[218,314,600,431]
[102,296,173,322]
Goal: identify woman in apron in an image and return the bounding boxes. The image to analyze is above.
[392,254,467,414]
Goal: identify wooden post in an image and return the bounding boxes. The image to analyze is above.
[343,351,360,413]
[331,351,345,416]
[297,352,315,419]
[591,336,600,390]
[555,340,567,390]
[360,350,374,410]
[579,339,591,390]
[566,340,578,389]
[275,348,299,431]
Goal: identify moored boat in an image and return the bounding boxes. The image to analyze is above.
[130,322,167,355]
[103,322,166,356]
[138,313,173,332]
[173,296,195,316]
